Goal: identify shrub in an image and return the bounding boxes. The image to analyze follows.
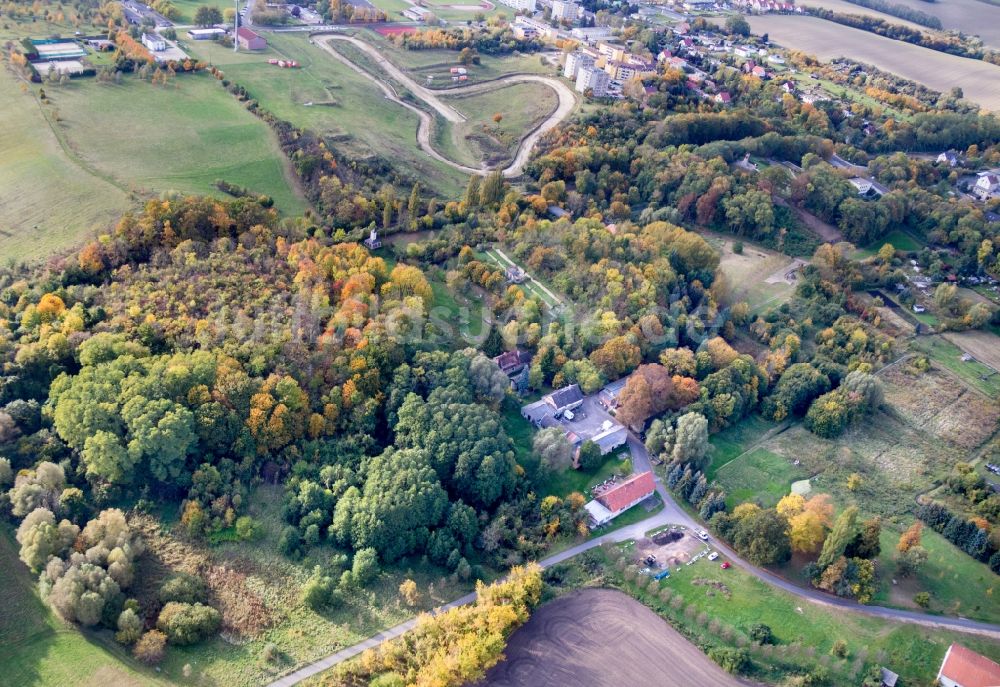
[914,591,930,608]
[235,516,260,541]
[351,548,380,586]
[159,573,207,605]
[749,623,774,645]
[708,646,751,674]
[301,567,339,611]
[115,608,143,645]
[830,639,848,658]
[156,602,222,645]
[133,630,168,664]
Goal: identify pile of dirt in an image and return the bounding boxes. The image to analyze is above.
[692,578,732,599]
[652,530,684,546]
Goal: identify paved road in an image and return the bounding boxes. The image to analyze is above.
[267,410,1000,686]
[311,34,576,177]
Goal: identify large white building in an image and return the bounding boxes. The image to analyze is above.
[576,64,610,96]
[563,51,594,79]
[499,0,537,12]
[141,33,166,52]
[551,0,579,21]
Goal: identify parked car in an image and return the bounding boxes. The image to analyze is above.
[720,561,731,569]
[697,529,710,540]
[708,551,719,561]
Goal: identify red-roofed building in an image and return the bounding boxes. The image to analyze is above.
[938,644,1000,687]
[585,471,656,526]
[237,27,266,51]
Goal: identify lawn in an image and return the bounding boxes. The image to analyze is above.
[425,268,488,345]
[710,233,799,312]
[714,447,808,508]
[912,335,1000,397]
[552,544,1000,686]
[0,529,165,687]
[43,72,308,215]
[540,451,635,499]
[184,31,469,198]
[854,229,924,258]
[170,0,234,24]
[0,68,131,262]
[706,414,779,480]
[873,526,1000,624]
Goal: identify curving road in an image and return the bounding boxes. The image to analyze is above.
[267,424,1000,687]
[312,34,576,177]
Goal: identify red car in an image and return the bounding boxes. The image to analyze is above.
[720,561,731,570]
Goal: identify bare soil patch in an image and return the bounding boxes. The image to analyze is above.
[478,588,746,687]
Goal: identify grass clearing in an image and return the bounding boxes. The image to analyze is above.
[873,526,1000,623]
[854,229,924,258]
[706,414,781,479]
[0,529,164,687]
[185,32,468,197]
[714,447,808,508]
[746,15,1000,111]
[710,234,799,312]
[912,335,1000,397]
[0,69,131,262]
[43,73,308,215]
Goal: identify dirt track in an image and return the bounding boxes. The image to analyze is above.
[478,589,748,687]
[313,34,576,177]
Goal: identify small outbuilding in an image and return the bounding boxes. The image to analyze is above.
[237,26,266,51]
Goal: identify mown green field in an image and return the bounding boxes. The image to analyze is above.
[912,335,1000,397]
[184,32,469,198]
[0,530,164,687]
[46,72,308,213]
[714,446,808,508]
[855,229,924,258]
[169,0,234,24]
[0,69,131,262]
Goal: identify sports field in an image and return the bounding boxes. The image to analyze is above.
[746,15,1000,111]
[0,69,131,261]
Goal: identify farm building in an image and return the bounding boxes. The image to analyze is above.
[142,33,166,52]
[237,27,267,50]
[598,378,627,409]
[849,177,888,197]
[30,39,87,60]
[936,644,1000,687]
[188,28,227,40]
[585,471,656,526]
[590,420,628,454]
[974,172,1000,201]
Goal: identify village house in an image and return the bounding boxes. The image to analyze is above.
[492,350,532,393]
[973,172,1000,200]
[936,643,1000,687]
[937,150,962,167]
[585,471,656,527]
[849,177,889,197]
[236,26,267,50]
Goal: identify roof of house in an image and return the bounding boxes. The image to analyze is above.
[593,423,628,452]
[237,26,262,41]
[880,667,898,687]
[939,644,1000,687]
[584,499,614,523]
[597,471,655,513]
[142,32,163,42]
[494,349,531,374]
[548,384,584,410]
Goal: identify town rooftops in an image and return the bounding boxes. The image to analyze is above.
[938,644,1000,687]
[597,471,655,513]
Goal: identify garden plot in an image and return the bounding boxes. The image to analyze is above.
[880,365,1000,450]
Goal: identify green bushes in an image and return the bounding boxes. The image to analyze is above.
[156,602,222,645]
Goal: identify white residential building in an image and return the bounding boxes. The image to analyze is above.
[576,64,610,96]
[499,0,537,12]
[551,0,579,21]
[563,51,594,79]
[141,33,166,51]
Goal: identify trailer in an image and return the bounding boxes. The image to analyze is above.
[653,568,670,581]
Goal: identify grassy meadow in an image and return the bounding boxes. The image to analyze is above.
[184,31,470,197]
[0,68,132,262]
[45,72,308,213]
[745,15,1000,111]
[0,530,165,687]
